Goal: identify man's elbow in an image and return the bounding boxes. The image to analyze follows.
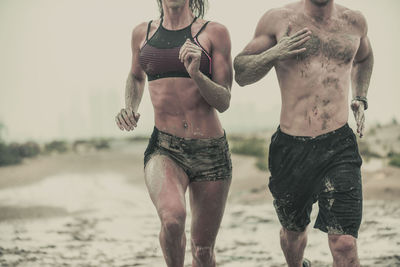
[217,103,229,113]
[234,64,251,86]
[233,57,247,87]
[354,50,374,66]
[234,72,249,87]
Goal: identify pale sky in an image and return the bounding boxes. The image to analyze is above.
[0,0,399,142]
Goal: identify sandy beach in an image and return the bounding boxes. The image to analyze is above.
[0,140,400,267]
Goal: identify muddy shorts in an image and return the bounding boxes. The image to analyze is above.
[268,124,363,238]
[144,127,232,183]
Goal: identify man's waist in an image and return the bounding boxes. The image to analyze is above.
[277,122,352,142]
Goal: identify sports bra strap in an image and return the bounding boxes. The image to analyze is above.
[194,21,210,38]
[145,20,153,41]
[190,16,198,26]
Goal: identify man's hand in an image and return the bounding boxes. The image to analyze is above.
[351,100,365,138]
[273,25,312,61]
[115,107,140,131]
[179,39,202,77]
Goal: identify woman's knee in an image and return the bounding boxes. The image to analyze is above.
[159,208,186,236]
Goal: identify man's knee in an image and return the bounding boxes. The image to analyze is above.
[159,209,186,236]
[329,235,357,254]
[191,241,214,264]
[281,227,307,242]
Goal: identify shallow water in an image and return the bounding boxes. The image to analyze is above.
[0,173,399,266]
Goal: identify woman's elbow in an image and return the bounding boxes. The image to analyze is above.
[216,95,231,113]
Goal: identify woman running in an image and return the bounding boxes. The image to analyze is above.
[115,0,233,266]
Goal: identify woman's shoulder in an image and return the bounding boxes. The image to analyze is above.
[131,19,162,44]
[194,19,231,52]
[194,19,230,37]
[132,19,161,35]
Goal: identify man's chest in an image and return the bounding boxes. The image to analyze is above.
[277,17,360,65]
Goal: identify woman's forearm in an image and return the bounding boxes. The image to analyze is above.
[125,73,145,112]
[191,72,231,113]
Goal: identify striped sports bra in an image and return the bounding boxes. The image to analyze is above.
[139,17,212,81]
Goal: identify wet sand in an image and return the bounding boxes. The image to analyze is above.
[0,141,399,267]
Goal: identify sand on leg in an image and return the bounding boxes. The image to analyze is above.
[144,154,190,267]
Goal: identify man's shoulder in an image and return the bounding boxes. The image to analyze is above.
[336,4,368,35]
[255,4,298,36]
[261,4,297,22]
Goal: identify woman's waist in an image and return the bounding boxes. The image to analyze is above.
[154,112,224,139]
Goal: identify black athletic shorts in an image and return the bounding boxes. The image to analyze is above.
[268,124,363,238]
[144,127,232,183]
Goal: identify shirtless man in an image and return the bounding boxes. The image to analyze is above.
[234,0,373,266]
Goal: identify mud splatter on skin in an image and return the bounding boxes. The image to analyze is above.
[322,77,340,89]
[322,38,354,64]
[308,94,332,129]
[296,34,355,65]
[322,99,330,106]
[312,106,318,116]
[304,110,312,126]
[297,93,311,102]
[340,12,359,26]
[296,34,321,61]
[321,112,330,130]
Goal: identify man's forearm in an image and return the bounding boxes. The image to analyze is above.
[125,73,145,112]
[234,47,279,87]
[191,72,231,113]
[351,52,374,99]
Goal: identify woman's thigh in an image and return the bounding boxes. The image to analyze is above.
[189,178,232,245]
[144,154,190,217]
